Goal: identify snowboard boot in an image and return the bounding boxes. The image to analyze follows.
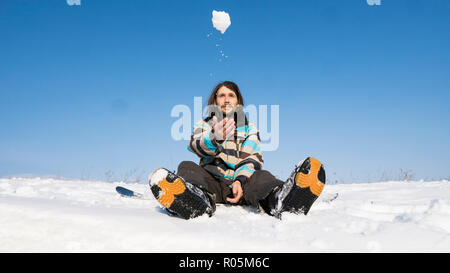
[260,157,326,218]
[149,168,216,220]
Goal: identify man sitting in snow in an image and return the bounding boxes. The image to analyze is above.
[149,81,326,219]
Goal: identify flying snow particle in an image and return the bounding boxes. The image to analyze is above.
[211,10,231,34]
[66,0,81,5]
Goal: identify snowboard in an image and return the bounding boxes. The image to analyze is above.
[115,186,148,199]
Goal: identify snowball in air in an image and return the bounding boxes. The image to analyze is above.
[212,10,231,34]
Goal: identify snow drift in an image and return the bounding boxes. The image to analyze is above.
[1,177,449,252]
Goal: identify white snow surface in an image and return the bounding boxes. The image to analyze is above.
[1,177,450,252]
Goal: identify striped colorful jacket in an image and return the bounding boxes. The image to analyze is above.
[187,116,264,187]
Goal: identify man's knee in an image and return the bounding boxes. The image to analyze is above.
[243,170,282,207]
[177,161,198,172]
[246,170,284,192]
[249,170,276,184]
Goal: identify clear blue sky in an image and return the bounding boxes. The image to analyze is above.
[1,0,449,183]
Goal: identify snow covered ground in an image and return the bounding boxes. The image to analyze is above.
[1,177,449,252]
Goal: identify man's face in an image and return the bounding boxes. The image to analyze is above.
[215,86,238,114]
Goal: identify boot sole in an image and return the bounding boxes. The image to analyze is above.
[295,157,325,196]
[285,157,326,215]
[149,168,211,220]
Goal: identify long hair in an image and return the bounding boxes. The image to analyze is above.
[204,81,247,130]
[207,81,244,106]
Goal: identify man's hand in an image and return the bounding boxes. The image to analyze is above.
[212,116,235,141]
[226,181,243,204]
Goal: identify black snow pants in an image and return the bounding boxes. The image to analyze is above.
[177,161,284,207]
